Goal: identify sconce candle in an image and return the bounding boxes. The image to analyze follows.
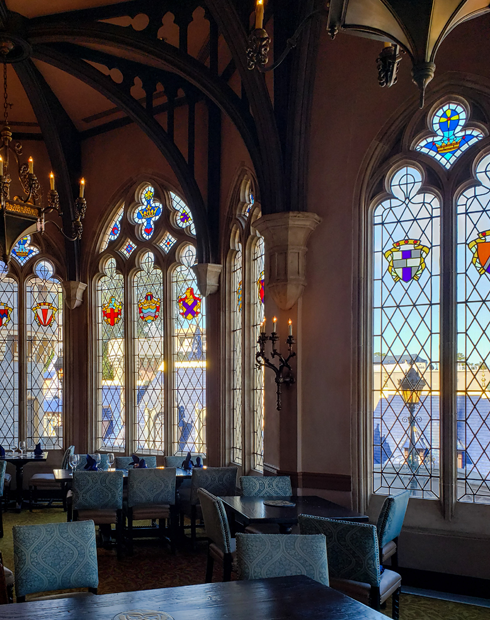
[79,178,85,198]
[288,319,293,336]
[0,156,3,177]
[255,0,265,29]
[272,316,277,332]
[49,172,55,190]
[28,156,33,174]
[260,320,265,334]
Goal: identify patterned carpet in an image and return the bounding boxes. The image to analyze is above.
[1,507,490,618]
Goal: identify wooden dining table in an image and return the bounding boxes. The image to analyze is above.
[1,452,48,511]
[219,495,369,533]
[1,575,387,619]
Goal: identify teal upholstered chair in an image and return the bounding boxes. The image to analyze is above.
[0,461,5,538]
[299,515,401,619]
[240,475,293,535]
[179,466,238,549]
[126,467,177,554]
[198,488,236,582]
[75,453,110,470]
[13,520,98,602]
[72,470,124,558]
[1,549,13,603]
[236,533,329,586]
[115,455,157,469]
[28,445,75,511]
[376,490,410,568]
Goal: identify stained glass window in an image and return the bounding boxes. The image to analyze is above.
[456,152,490,504]
[134,251,164,453]
[252,236,265,471]
[244,190,254,217]
[170,191,196,235]
[159,231,177,254]
[415,102,484,169]
[11,236,39,266]
[101,206,124,251]
[120,239,136,259]
[231,240,243,464]
[0,264,18,448]
[134,185,162,240]
[373,166,440,499]
[172,244,206,454]
[96,258,125,451]
[26,260,63,449]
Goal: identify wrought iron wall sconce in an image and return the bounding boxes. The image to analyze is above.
[256,317,295,411]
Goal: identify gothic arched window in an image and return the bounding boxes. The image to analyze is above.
[94,181,205,456]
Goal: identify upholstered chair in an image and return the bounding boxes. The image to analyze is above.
[72,470,124,558]
[240,475,293,535]
[299,515,401,619]
[0,461,5,538]
[198,488,236,582]
[13,520,98,603]
[236,533,329,586]
[0,549,13,604]
[375,490,410,568]
[28,445,75,511]
[126,467,177,554]
[179,466,238,548]
[115,455,157,469]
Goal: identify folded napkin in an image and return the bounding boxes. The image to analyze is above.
[181,452,194,471]
[195,456,203,468]
[0,445,5,457]
[130,454,147,468]
[138,458,147,468]
[84,454,97,471]
[34,442,43,456]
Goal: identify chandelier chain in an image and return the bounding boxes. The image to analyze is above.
[3,63,8,125]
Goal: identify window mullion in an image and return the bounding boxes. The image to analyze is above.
[164,267,174,458]
[18,275,26,444]
[125,271,135,455]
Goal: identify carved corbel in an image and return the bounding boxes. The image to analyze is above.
[63,280,87,309]
[192,263,222,296]
[254,212,321,310]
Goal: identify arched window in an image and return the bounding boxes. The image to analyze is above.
[94,181,205,456]
[371,98,490,504]
[226,175,265,472]
[0,243,64,450]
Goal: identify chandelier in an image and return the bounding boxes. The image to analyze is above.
[0,50,86,265]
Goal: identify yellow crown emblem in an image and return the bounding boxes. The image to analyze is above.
[436,139,461,154]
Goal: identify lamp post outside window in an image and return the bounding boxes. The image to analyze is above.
[399,365,427,493]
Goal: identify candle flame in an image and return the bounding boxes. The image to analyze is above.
[81,178,85,185]
[288,319,292,325]
[28,157,33,162]
[50,172,54,178]
[273,316,277,322]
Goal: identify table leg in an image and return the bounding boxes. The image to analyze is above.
[15,465,24,511]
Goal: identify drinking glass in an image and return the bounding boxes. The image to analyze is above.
[95,453,101,468]
[107,452,115,469]
[19,440,26,456]
[69,454,77,471]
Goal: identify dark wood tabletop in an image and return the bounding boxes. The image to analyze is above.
[1,452,48,510]
[219,495,368,531]
[1,575,386,619]
[53,467,192,481]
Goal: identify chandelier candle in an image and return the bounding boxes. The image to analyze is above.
[255,0,265,29]
[28,156,33,174]
[49,172,55,190]
[80,178,85,198]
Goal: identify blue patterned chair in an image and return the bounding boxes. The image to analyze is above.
[72,470,124,558]
[179,466,238,549]
[198,488,236,582]
[299,515,401,619]
[0,461,5,538]
[75,453,110,470]
[0,549,13,603]
[236,533,329,585]
[126,467,177,554]
[115,455,157,469]
[376,490,410,568]
[13,520,98,602]
[28,445,75,511]
[240,475,293,535]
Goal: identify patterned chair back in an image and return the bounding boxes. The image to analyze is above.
[236,533,329,586]
[115,455,157,469]
[298,515,380,587]
[13,520,99,598]
[198,488,233,554]
[60,445,75,470]
[74,454,110,470]
[376,490,410,549]
[190,466,238,505]
[0,460,5,498]
[164,453,206,468]
[72,471,123,510]
[127,467,176,507]
[240,475,292,497]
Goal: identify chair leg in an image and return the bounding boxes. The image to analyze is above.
[0,507,3,539]
[391,537,399,570]
[191,505,197,550]
[223,553,232,582]
[126,509,132,557]
[370,586,381,612]
[392,586,401,620]
[29,486,33,512]
[205,547,214,583]
[170,506,177,555]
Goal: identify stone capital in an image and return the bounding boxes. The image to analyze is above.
[254,211,321,310]
[63,280,87,310]
[192,263,223,296]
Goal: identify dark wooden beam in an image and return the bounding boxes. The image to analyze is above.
[33,44,214,263]
[207,100,221,262]
[0,0,8,29]
[13,59,82,281]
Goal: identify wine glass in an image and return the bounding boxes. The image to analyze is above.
[107,452,115,470]
[19,440,26,456]
[95,453,101,469]
[69,454,77,471]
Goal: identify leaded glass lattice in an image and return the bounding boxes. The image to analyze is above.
[101,206,124,251]
[373,166,440,499]
[134,251,164,453]
[252,236,265,471]
[170,192,196,236]
[172,244,206,454]
[134,185,162,240]
[97,258,125,451]
[456,152,490,504]
[11,236,39,266]
[0,265,18,448]
[120,239,136,259]
[415,102,484,169]
[26,260,63,449]
[231,243,243,464]
[160,231,177,254]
